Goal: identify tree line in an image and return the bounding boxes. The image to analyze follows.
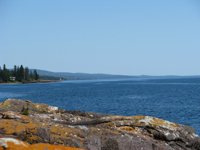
[0,64,40,82]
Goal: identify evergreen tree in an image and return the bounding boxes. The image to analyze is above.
[24,67,29,81]
[2,64,9,82]
[29,70,34,80]
[19,65,24,81]
[0,64,40,82]
[36,73,40,80]
[13,65,17,77]
[0,67,2,81]
[3,64,6,70]
[16,66,20,81]
[33,69,39,80]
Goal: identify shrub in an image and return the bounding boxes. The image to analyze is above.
[21,106,30,115]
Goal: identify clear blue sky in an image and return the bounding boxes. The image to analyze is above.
[1,0,200,75]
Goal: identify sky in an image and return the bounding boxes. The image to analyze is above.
[1,0,200,76]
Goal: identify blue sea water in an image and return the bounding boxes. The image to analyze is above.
[0,77,200,135]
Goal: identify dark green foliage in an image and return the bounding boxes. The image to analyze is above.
[16,66,20,81]
[24,67,29,81]
[19,65,24,81]
[0,67,2,81]
[13,65,17,77]
[33,69,39,80]
[21,106,30,116]
[27,140,32,144]
[36,74,40,80]
[29,70,33,79]
[2,64,10,82]
[0,64,40,83]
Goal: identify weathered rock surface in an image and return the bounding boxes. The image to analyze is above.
[0,138,85,150]
[0,99,200,150]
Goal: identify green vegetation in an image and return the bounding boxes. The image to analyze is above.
[21,106,30,116]
[27,140,32,144]
[0,64,40,83]
[21,102,30,116]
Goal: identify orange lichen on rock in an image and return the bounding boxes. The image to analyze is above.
[133,116,145,120]
[0,138,85,150]
[0,100,10,107]
[150,118,179,130]
[32,103,59,113]
[0,120,26,135]
[32,103,49,112]
[116,126,137,132]
[0,99,199,150]
[2,111,31,120]
[135,116,179,131]
[0,119,40,136]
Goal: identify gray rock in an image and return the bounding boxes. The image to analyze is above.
[36,127,50,143]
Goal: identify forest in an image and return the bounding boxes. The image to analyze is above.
[0,64,40,83]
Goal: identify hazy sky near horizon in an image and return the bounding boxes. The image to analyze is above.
[1,0,200,76]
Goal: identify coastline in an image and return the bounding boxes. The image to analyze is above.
[22,80,60,84]
[0,82,22,85]
[0,80,60,85]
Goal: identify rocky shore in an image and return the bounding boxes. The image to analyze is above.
[0,99,199,150]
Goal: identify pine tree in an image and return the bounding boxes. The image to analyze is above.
[19,65,24,81]
[13,65,17,77]
[33,69,39,80]
[0,67,2,81]
[29,70,34,80]
[2,64,9,82]
[24,67,29,81]
[36,73,40,80]
[16,66,20,81]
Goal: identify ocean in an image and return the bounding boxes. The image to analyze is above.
[0,77,200,135]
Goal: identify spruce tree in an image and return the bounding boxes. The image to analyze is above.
[2,64,9,82]
[33,69,39,80]
[16,66,20,81]
[0,67,2,81]
[24,67,29,81]
[29,70,33,80]
[13,65,17,77]
[36,73,40,80]
[19,65,24,81]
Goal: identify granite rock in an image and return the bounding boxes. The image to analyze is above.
[0,99,199,150]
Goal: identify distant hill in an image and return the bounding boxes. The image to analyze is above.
[31,69,136,80]
[8,68,200,81]
[30,69,200,81]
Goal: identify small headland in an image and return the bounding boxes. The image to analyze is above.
[0,99,199,150]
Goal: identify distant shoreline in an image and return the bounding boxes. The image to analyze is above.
[0,82,22,85]
[0,80,60,85]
